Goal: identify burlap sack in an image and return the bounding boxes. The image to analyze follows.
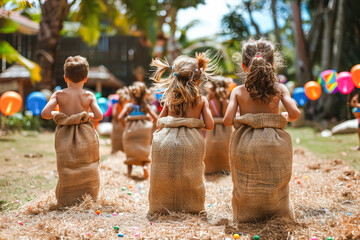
[111,105,124,153]
[53,112,100,207]
[123,115,153,165]
[230,113,294,222]
[204,117,232,174]
[148,116,206,214]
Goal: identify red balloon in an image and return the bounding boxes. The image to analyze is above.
[351,64,360,88]
[0,91,23,116]
[304,81,322,100]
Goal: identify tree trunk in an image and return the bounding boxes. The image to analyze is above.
[307,0,325,63]
[36,0,69,90]
[321,0,337,70]
[245,1,261,37]
[332,0,346,69]
[290,0,312,86]
[271,0,282,48]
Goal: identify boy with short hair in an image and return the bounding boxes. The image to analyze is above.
[42,56,103,206]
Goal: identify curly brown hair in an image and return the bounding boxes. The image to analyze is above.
[240,38,284,104]
[151,52,216,116]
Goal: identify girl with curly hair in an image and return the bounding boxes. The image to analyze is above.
[224,39,300,222]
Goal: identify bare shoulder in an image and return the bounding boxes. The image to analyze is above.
[278,83,289,94]
[84,90,95,98]
[201,95,209,105]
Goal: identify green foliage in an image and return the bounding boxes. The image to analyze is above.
[221,9,250,41]
[3,112,41,131]
[0,18,19,33]
[0,41,41,84]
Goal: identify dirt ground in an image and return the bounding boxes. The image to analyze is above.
[0,133,359,239]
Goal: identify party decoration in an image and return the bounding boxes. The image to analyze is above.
[229,82,237,92]
[304,81,322,100]
[351,64,360,88]
[26,91,47,116]
[279,74,287,83]
[97,97,108,114]
[40,89,52,101]
[95,92,102,99]
[292,87,308,106]
[110,94,119,105]
[0,91,22,116]
[337,71,354,94]
[317,70,338,94]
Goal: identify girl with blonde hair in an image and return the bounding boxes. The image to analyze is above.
[224,39,300,222]
[148,52,215,214]
[118,81,158,180]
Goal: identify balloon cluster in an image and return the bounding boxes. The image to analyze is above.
[292,64,360,106]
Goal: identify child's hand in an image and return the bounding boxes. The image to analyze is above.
[281,112,289,121]
[89,112,95,118]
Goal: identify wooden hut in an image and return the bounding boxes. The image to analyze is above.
[86,65,124,93]
[0,64,32,101]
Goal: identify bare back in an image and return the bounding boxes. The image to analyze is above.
[160,96,214,130]
[208,98,229,117]
[236,85,280,115]
[56,88,93,116]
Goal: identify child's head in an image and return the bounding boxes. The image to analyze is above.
[116,87,130,103]
[240,39,283,104]
[64,56,89,83]
[204,76,231,102]
[129,81,147,111]
[151,52,213,115]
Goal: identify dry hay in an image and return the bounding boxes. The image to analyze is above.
[0,148,359,239]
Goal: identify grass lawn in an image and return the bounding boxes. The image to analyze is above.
[0,131,111,211]
[287,127,360,170]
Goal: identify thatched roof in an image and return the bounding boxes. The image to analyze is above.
[86,65,124,88]
[0,10,39,35]
[0,64,31,82]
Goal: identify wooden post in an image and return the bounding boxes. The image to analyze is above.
[18,79,24,110]
[96,80,102,93]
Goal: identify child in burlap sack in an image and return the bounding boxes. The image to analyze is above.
[41,56,103,207]
[223,39,300,222]
[203,76,233,174]
[118,81,158,180]
[111,87,129,154]
[148,52,215,215]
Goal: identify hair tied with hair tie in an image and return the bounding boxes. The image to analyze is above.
[174,73,179,77]
[256,55,261,58]
[170,66,173,69]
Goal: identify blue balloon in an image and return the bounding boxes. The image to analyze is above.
[155,93,163,102]
[292,87,308,106]
[55,86,61,91]
[110,98,118,105]
[97,97,108,114]
[26,92,47,116]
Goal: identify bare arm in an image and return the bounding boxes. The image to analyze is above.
[146,104,159,120]
[89,93,103,121]
[280,84,300,122]
[41,92,58,119]
[223,88,239,126]
[111,103,119,118]
[118,103,131,127]
[159,102,169,118]
[201,97,214,130]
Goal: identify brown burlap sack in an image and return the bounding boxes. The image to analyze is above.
[53,112,100,207]
[148,116,206,214]
[111,105,124,153]
[230,113,294,222]
[123,115,153,166]
[204,117,232,174]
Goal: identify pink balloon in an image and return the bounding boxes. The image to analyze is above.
[104,102,112,117]
[337,71,354,94]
